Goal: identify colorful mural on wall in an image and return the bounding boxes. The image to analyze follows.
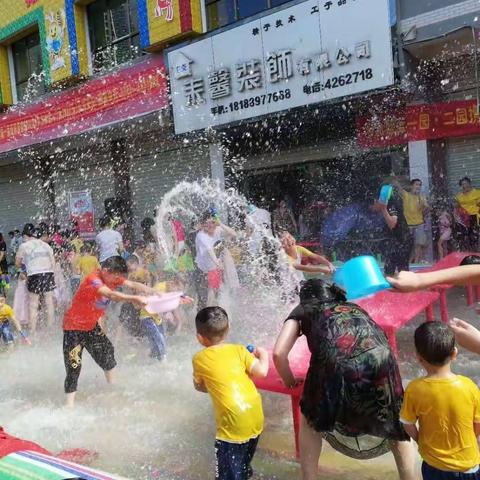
[0,0,203,107]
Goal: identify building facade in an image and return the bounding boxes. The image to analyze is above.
[0,0,478,255]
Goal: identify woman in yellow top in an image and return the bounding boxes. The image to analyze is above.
[280,231,334,282]
[455,177,480,251]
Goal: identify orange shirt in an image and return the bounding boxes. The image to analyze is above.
[63,272,125,331]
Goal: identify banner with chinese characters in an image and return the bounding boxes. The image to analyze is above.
[357,100,480,147]
[167,0,393,134]
[0,55,168,154]
[68,190,95,240]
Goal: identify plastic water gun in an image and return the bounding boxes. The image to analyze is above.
[246,344,255,353]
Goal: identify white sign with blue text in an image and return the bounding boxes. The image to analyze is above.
[168,0,393,134]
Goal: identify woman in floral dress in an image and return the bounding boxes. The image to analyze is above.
[273,279,415,480]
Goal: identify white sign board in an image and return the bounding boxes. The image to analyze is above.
[168,0,394,134]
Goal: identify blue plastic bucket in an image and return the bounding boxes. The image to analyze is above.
[379,184,393,204]
[333,255,390,300]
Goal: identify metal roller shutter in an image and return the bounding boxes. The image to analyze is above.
[54,162,116,226]
[447,136,480,195]
[0,163,44,233]
[130,143,211,221]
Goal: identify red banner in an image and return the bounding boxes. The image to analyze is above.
[0,55,169,154]
[357,99,480,148]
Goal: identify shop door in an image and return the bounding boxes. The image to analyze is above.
[130,145,210,224]
[0,163,44,233]
[447,135,480,195]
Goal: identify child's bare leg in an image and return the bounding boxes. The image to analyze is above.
[104,368,115,384]
[28,293,40,334]
[44,291,55,327]
[299,414,323,480]
[65,392,76,408]
[207,288,216,307]
[389,440,417,480]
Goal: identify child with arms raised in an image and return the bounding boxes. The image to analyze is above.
[193,306,269,480]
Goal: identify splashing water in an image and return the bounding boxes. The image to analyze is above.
[154,179,294,343]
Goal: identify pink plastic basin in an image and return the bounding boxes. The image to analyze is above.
[145,292,183,314]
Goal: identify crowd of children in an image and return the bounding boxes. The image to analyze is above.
[3,212,480,480]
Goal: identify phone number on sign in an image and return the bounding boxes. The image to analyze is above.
[303,68,373,95]
[210,89,292,116]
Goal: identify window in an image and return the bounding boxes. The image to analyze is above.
[206,0,291,30]
[11,31,45,102]
[87,0,141,72]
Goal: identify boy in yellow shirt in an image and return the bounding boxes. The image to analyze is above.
[400,322,480,479]
[0,295,24,350]
[192,306,269,480]
[78,244,101,280]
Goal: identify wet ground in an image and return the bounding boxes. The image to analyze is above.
[1,287,479,479]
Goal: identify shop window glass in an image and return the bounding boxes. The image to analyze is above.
[238,0,268,19]
[87,0,141,72]
[11,31,45,103]
[206,0,292,31]
[206,0,236,29]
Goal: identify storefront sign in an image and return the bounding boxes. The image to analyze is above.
[0,56,168,154]
[68,191,95,239]
[167,0,394,134]
[357,100,480,147]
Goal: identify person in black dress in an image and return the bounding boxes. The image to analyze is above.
[374,186,413,276]
[273,279,415,480]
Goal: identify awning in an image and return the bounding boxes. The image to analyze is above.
[0,55,169,154]
[403,26,476,59]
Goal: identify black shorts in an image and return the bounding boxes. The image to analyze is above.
[27,272,56,294]
[63,324,116,393]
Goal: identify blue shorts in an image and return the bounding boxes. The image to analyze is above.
[422,462,480,480]
[0,321,14,344]
[215,436,259,480]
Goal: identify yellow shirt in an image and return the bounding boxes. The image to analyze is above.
[456,189,480,217]
[401,375,480,472]
[287,245,315,265]
[402,191,428,226]
[192,344,264,443]
[129,267,150,285]
[140,281,167,324]
[78,255,101,280]
[70,238,84,255]
[0,304,14,323]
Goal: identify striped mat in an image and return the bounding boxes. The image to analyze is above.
[0,450,129,480]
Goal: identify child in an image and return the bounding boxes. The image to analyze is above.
[127,254,151,286]
[192,306,269,479]
[0,295,24,351]
[437,210,452,260]
[63,256,153,407]
[77,243,101,281]
[400,322,480,479]
[139,280,168,360]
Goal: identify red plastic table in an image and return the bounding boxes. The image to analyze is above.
[355,289,440,356]
[253,338,310,459]
[254,290,440,458]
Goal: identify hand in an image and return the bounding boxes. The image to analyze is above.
[285,377,304,389]
[180,295,194,305]
[327,262,335,274]
[253,346,267,358]
[132,296,148,309]
[387,271,423,292]
[371,200,385,213]
[449,318,480,354]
